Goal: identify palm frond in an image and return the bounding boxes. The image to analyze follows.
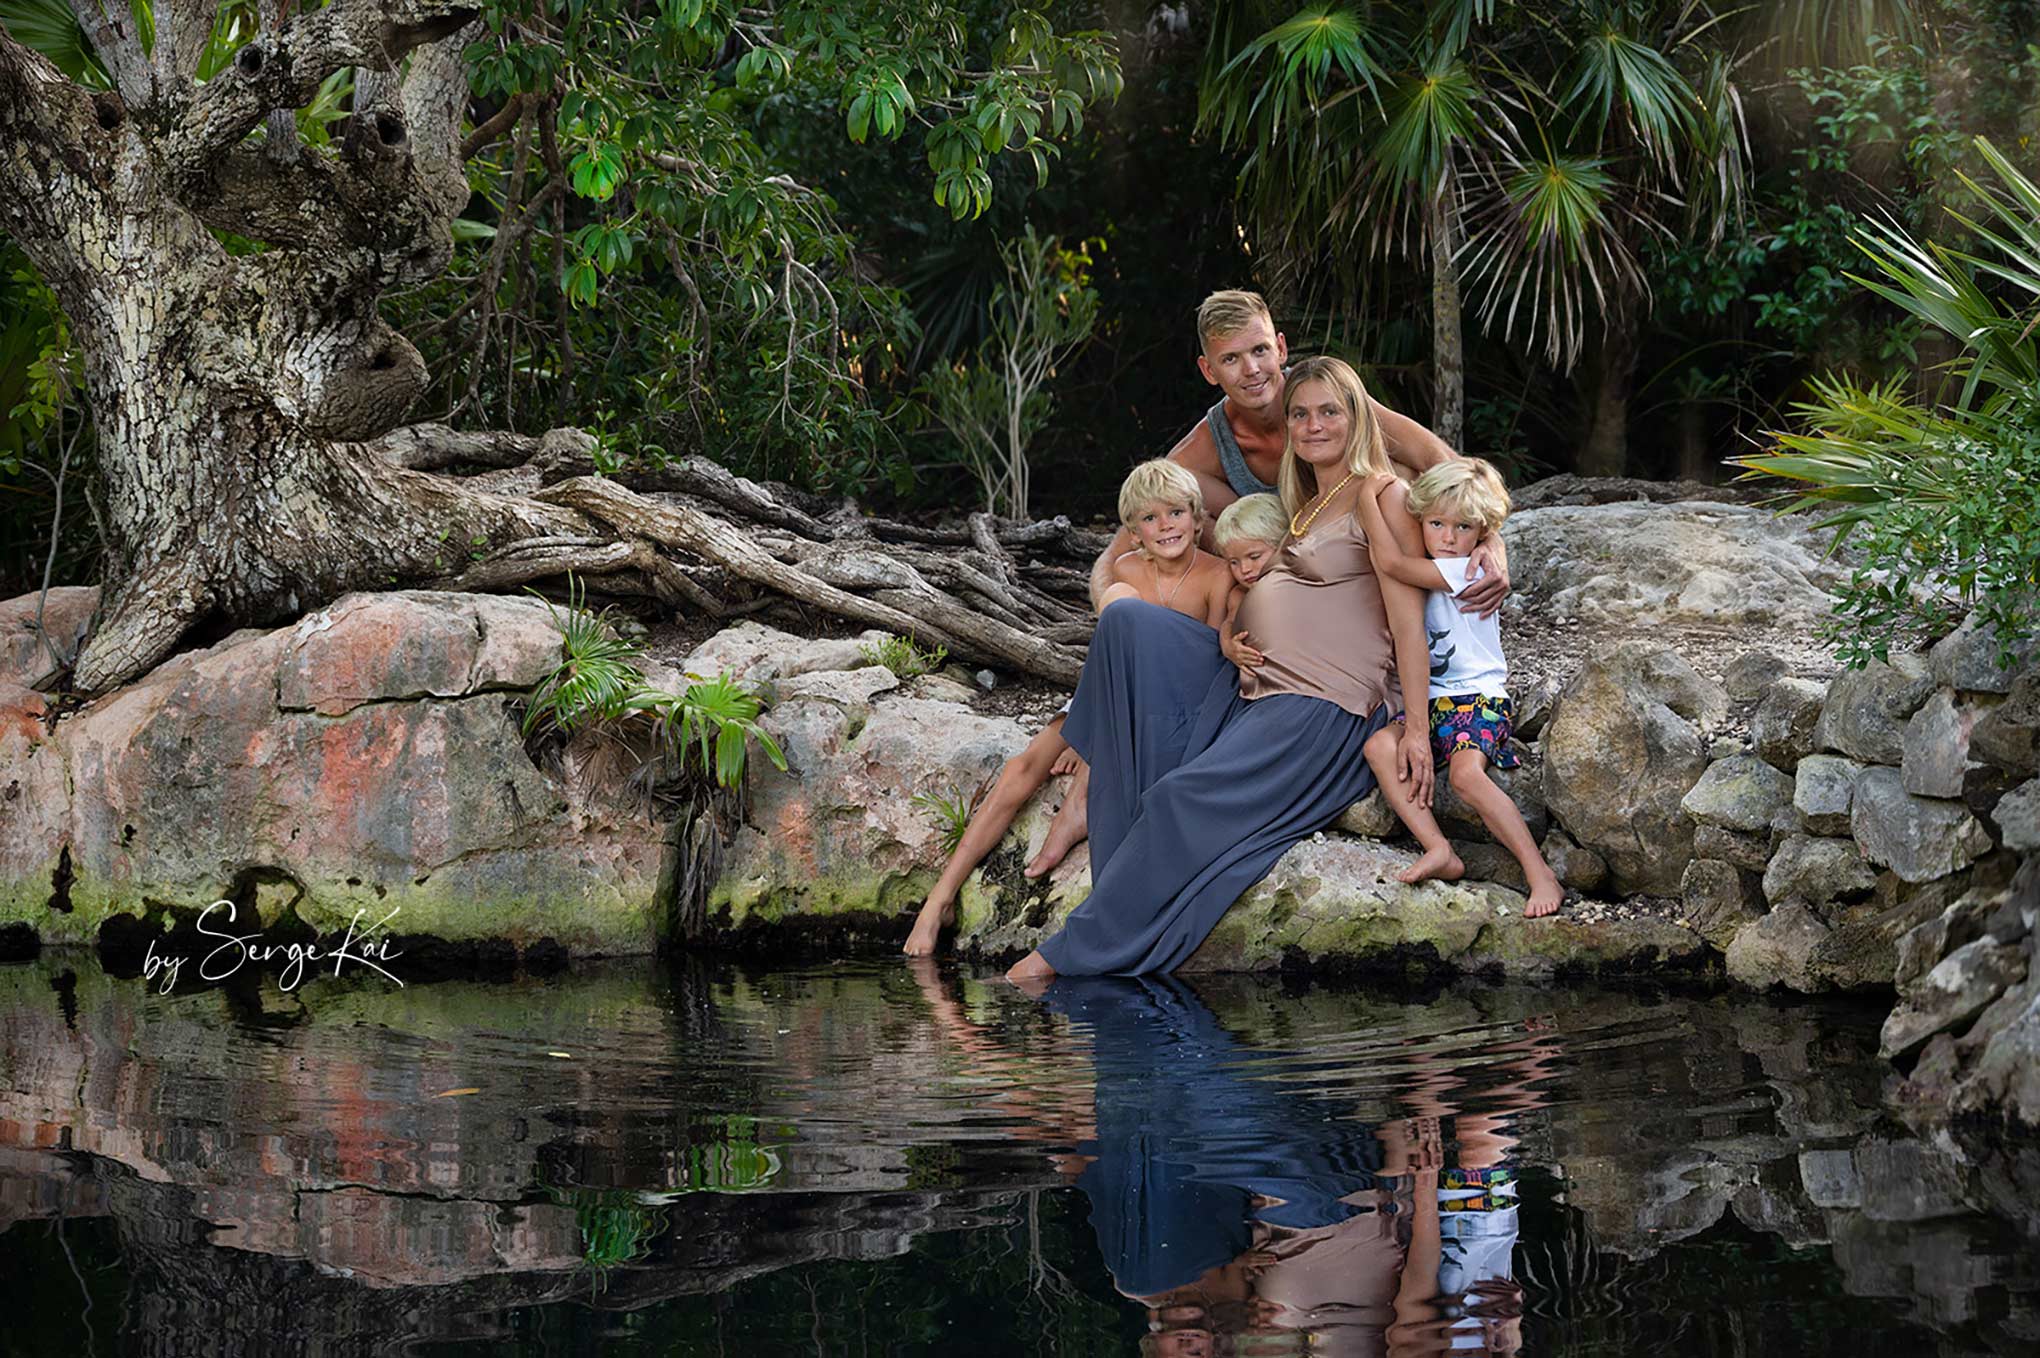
[1458,144,1646,369]
[1563,21,1697,163]
[0,0,109,86]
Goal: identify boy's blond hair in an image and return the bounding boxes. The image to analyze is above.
[1406,458,1512,536]
[1117,459,1205,533]
[1213,493,1286,552]
[1196,289,1274,350]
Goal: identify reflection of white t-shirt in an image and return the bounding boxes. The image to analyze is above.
[1426,557,1508,698]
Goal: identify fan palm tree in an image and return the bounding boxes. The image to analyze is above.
[1200,1,1750,472]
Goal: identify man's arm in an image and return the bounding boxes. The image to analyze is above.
[1373,397,1455,476]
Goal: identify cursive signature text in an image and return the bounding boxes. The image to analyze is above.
[142,901,405,994]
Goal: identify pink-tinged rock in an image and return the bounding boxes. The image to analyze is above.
[277,591,561,717]
[0,586,98,690]
[20,593,663,952]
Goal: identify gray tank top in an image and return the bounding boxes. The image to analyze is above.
[1208,398,1277,497]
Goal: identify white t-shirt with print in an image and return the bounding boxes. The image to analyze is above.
[1424,556,1508,698]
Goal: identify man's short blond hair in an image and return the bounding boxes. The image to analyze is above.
[1405,458,1512,536]
[1196,289,1274,350]
[1117,459,1204,530]
[1213,493,1286,551]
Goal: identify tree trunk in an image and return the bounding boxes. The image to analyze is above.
[1676,398,1710,483]
[1579,305,1639,478]
[1427,171,1465,452]
[0,5,1093,691]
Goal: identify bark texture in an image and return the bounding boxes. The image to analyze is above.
[1427,171,1465,453]
[0,5,1094,691]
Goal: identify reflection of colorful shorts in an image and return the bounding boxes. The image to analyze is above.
[1392,693,1520,769]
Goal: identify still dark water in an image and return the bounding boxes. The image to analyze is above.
[1,956,2034,1356]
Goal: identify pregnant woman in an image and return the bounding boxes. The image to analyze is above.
[1007,356,1436,982]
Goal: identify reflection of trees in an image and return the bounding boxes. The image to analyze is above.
[2,959,2038,1353]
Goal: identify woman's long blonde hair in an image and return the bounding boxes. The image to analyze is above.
[1275,356,1390,521]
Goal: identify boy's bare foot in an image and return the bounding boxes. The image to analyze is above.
[1397,845,1465,886]
[1524,870,1563,919]
[1005,949,1057,989]
[1025,779,1088,878]
[902,897,953,956]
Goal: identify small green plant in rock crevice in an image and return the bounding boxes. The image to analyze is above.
[523,575,786,792]
[860,632,948,680]
[911,784,979,856]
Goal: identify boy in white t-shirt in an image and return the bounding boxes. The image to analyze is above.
[1355,460,1562,918]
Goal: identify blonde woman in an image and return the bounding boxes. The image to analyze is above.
[1008,357,1434,982]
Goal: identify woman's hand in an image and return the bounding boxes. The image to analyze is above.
[1222,628,1266,670]
[1398,724,1435,809]
[1049,747,1082,777]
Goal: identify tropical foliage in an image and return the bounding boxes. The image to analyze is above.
[524,577,786,790]
[1733,138,2040,667]
[1197,0,1752,467]
[919,225,1100,517]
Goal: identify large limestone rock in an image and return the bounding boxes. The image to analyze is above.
[1752,677,1826,772]
[1880,938,2029,1059]
[1900,689,1972,799]
[955,833,1706,978]
[1928,613,2036,694]
[1850,768,1994,884]
[1726,903,1832,992]
[1682,858,1764,950]
[1543,641,1724,895]
[0,585,97,690]
[1815,656,1935,765]
[713,692,1039,927]
[1792,754,1863,836]
[1681,755,1793,833]
[1996,778,2040,853]
[1971,669,2040,774]
[1500,501,1846,628]
[0,591,669,953]
[1763,834,1876,908]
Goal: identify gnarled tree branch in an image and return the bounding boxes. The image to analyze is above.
[163,0,476,186]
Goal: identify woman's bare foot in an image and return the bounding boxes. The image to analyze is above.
[1397,844,1465,886]
[1005,949,1057,990]
[902,896,953,955]
[1524,869,1563,919]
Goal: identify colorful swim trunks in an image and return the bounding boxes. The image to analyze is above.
[1392,692,1521,769]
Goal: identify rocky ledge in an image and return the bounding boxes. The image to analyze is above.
[0,494,2030,999]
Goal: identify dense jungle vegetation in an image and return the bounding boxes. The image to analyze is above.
[2,0,2036,658]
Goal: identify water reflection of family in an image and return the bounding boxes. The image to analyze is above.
[908,962,1554,1355]
[906,289,1565,974]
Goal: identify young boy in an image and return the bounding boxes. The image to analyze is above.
[1353,460,1563,919]
[903,461,1236,956]
[1097,460,1234,627]
[1211,492,1283,669]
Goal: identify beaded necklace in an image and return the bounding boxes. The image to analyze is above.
[1289,469,1357,538]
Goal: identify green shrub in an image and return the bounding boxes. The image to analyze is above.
[860,632,948,679]
[1733,139,2040,668]
[524,577,786,789]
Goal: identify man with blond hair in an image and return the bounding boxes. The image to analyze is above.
[1086,290,1510,614]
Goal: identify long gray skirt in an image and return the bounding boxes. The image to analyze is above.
[1050,601,1389,976]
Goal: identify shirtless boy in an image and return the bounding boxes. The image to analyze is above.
[902,460,1233,957]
